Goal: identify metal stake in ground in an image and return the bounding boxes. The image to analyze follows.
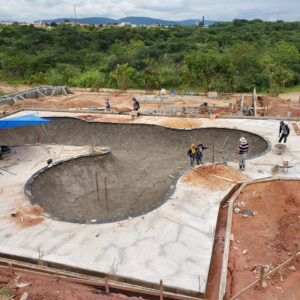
[104,177,108,210]
[95,171,100,204]
[211,138,215,163]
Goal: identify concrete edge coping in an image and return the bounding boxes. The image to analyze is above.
[217,176,300,300]
[45,116,272,162]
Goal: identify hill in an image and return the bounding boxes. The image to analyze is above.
[42,16,217,26]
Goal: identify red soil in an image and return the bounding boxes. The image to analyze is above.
[0,268,146,300]
[181,164,247,190]
[226,180,300,300]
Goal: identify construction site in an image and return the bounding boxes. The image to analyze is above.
[0,85,299,300]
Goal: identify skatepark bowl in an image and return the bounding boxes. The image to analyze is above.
[0,117,270,223]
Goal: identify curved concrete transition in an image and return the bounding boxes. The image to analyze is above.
[0,117,270,222]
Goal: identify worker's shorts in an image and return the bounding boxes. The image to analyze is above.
[238,153,247,169]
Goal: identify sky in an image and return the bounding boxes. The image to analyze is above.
[0,0,299,22]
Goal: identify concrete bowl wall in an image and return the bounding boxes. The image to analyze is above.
[10,117,271,223]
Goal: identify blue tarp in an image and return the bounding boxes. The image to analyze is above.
[0,114,52,129]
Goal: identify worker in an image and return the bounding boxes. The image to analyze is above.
[132,97,140,112]
[105,98,110,111]
[244,105,251,116]
[195,142,209,165]
[234,137,249,171]
[278,120,290,143]
[187,144,197,167]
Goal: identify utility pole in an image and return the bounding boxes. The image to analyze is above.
[74,5,77,24]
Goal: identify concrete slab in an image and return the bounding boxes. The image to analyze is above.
[0,111,299,296]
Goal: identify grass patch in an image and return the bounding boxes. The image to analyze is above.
[0,92,11,96]
[0,287,15,298]
[280,85,300,93]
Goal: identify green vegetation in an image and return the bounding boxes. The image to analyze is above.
[280,85,300,93]
[0,20,300,94]
[0,287,15,298]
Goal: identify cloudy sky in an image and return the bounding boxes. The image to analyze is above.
[0,0,299,21]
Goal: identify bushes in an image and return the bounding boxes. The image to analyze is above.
[70,70,106,91]
[0,22,299,92]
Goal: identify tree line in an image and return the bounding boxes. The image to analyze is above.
[0,19,299,95]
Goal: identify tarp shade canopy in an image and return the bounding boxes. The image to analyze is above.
[0,114,52,129]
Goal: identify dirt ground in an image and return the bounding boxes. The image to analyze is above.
[1,82,299,117]
[226,180,300,300]
[181,164,247,190]
[0,267,146,300]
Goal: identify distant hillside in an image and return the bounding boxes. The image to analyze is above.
[42,16,217,26]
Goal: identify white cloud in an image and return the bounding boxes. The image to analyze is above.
[0,0,299,21]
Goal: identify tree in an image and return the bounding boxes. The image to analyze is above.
[184,51,218,92]
[269,66,294,96]
[110,63,135,90]
[272,41,300,66]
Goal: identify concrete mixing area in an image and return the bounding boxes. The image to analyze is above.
[0,110,299,299]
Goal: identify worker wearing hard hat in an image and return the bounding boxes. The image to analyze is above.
[234,137,249,171]
[187,144,197,167]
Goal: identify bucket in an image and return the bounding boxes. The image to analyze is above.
[274,144,286,155]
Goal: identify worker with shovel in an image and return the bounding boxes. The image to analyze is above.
[234,137,249,171]
[187,144,197,167]
[195,142,209,165]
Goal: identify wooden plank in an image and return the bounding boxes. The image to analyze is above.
[230,251,300,300]
[218,183,246,300]
[191,167,210,180]
[211,174,236,183]
[0,263,204,300]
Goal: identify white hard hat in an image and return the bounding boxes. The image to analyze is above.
[239,137,247,144]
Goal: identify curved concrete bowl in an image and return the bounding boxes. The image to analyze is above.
[14,119,271,223]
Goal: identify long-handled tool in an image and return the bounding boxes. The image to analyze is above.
[217,136,229,153]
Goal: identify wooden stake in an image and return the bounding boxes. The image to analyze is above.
[294,243,299,262]
[160,279,163,300]
[55,270,60,283]
[104,177,108,210]
[105,276,109,293]
[95,171,100,204]
[259,265,265,290]
[8,262,15,276]
[212,139,215,163]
